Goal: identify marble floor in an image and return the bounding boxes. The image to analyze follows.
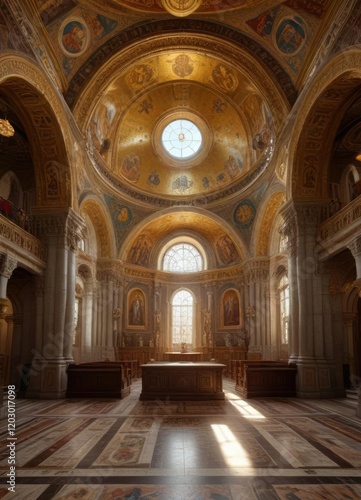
[1,378,361,499]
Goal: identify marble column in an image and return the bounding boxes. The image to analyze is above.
[0,254,17,386]
[83,280,94,349]
[348,238,361,279]
[31,209,85,398]
[282,202,344,397]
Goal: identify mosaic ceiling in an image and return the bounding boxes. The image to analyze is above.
[0,0,355,210]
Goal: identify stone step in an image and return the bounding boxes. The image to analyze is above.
[345,389,358,400]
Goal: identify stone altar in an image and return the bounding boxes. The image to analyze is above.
[140,362,226,400]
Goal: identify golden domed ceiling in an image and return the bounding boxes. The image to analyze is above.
[84,0,271,17]
[87,51,274,200]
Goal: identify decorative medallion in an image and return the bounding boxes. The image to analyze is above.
[161,0,202,17]
[275,17,306,55]
[59,18,89,57]
[233,200,256,228]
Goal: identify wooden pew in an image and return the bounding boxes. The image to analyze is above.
[235,360,297,398]
[66,362,131,398]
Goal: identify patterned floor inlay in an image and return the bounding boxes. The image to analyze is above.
[1,378,361,499]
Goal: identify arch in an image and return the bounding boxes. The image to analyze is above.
[71,20,293,123]
[79,198,114,258]
[119,207,248,266]
[340,163,361,205]
[285,49,361,201]
[254,190,286,256]
[0,54,77,209]
[77,264,93,281]
[158,237,206,271]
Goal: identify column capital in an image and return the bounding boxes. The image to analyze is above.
[32,208,85,250]
[0,253,17,279]
[348,236,361,257]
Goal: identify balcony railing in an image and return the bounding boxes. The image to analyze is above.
[316,196,361,258]
[0,214,46,263]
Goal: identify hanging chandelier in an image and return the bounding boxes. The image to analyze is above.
[0,118,14,137]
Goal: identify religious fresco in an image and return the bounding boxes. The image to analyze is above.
[247,6,310,74]
[221,288,240,329]
[122,211,244,266]
[103,194,133,248]
[171,54,195,78]
[127,288,146,329]
[60,18,89,56]
[120,153,141,183]
[284,0,326,19]
[211,63,239,93]
[43,6,118,77]
[85,51,273,200]
[128,234,153,266]
[276,17,306,55]
[126,63,157,90]
[233,200,256,229]
[215,234,238,266]
[89,98,117,159]
[242,95,275,159]
[35,0,331,93]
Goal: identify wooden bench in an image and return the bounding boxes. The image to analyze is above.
[235,360,297,398]
[66,362,131,398]
[84,361,134,384]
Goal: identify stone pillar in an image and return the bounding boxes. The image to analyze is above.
[280,201,343,398]
[343,313,356,385]
[64,244,77,360]
[0,299,9,386]
[348,238,361,279]
[0,254,16,386]
[96,264,121,360]
[30,209,85,398]
[0,254,17,299]
[25,277,45,397]
[280,211,298,364]
[244,260,269,357]
[83,281,93,347]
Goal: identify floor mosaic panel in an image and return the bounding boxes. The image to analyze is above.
[1,378,361,499]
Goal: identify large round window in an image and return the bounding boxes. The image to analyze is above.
[161,119,202,159]
[153,111,212,169]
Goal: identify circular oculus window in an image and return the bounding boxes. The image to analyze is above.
[161,119,202,159]
[153,111,212,168]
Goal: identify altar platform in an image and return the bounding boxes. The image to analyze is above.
[164,351,202,361]
[140,361,226,400]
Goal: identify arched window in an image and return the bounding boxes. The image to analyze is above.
[279,274,289,344]
[172,289,194,347]
[163,243,203,272]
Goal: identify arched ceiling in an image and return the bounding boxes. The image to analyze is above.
[86,49,276,200]
[122,210,246,265]
[1,0,360,260]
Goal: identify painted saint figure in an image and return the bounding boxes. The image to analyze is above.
[129,292,144,326]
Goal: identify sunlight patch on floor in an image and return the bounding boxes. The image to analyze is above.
[225,393,266,419]
[211,424,252,467]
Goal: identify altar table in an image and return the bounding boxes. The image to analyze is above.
[164,352,202,362]
[140,362,226,400]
